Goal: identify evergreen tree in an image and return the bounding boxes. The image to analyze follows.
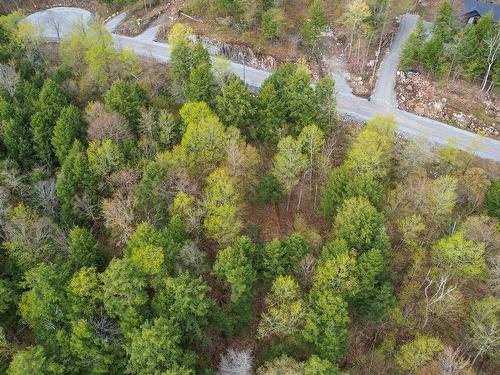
[153,273,213,342]
[434,0,457,43]
[262,7,283,40]
[256,81,287,141]
[333,197,387,254]
[261,234,309,282]
[7,346,61,375]
[100,258,148,324]
[52,105,87,164]
[399,18,427,70]
[55,140,98,226]
[125,317,195,374]
[30,111,54,165]
[68,226,104,269]
[213,236,257,304]
[105,80,147,135]
[303,288,350,362]
[185,62,216,105]
[485,180,500,219]
[458,13,494,79]
[216,78,256,132]
[421,35,445,76]
[203,167,243,246]
[302,0,329,48]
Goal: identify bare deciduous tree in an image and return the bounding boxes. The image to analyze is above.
[482,25,500,91]
[86,102,132,143]
[102,193,135,247]
[0,64,19,97]
[32,178,59,218]
[422,271,457,328]
[219,348,253,375]
[436,345,474,375]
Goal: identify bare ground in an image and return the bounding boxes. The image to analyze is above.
[396,73,500,139]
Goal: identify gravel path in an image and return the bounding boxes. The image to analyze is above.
[372,14,419,107]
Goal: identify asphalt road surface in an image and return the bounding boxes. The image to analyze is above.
[26,8,500,161]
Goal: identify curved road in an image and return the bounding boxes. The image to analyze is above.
[26,7,500,162]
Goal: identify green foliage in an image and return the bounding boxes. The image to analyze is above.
[203,167,243,246]
[312,251,359,298]
[105,80,147,134]
[68,226,104,269]
[485,180,500,219]
[272,136,307,193]
[345,115,396,179]
[3,203,66,272]
[125,317,195,374]
[176,102,227,177]
[153,273,213,342]
[52,105,87,164]
[255,174,285,204]
[396,336,443,373]
[213,236,257,303]
[216,78,256,131]
[431,232,487,279]
[87,140,124,179]
[19,263,70,335]
[421,35,445,76]
[67,266,102,318]
[100,258,148,324]
[321,166,384,219]
[434,0,457,42]
[262,234,309,282]
[258,275,305,339]
[458,13,494,79]
[55,140,98,226]
[399,18,426,70]
[130,245,165,276]
[303,288,350,362]
[262,8,283,40]
[30,111,55,165]
[256,80,287,141]
[0,279,16,315]
[315,76,336,130]
[7,346,61,375]
[133,162,170,225]
[304,355,345,375]
[302,0,329,48]
[334,197,387,254]
[468,296,500,361]
[352,248,394,321]
[68,318,119,374]
[126,222,184,273]
[185,62,216,105]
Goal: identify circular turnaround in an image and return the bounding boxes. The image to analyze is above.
[25,7,92,40]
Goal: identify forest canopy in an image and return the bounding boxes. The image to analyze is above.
[0,4,499,375]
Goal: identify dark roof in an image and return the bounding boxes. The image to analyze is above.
[462,0,500,21]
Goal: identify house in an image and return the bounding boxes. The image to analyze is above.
[460,0,500,26]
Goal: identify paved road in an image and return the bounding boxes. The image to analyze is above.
[27,7,500,161]
[372,14,418,106]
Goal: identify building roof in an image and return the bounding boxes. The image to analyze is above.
[462,0,500,22]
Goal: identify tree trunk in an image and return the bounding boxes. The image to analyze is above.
[348,30,354,60]
[370,27,385,84]
[481,62,492,91]
[363,34,373,70]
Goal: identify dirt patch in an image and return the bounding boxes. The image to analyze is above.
[396,72,500,139]
[116,0,187,37]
